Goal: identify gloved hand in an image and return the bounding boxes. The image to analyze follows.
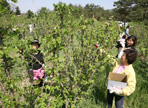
[109,87,121,95]
[109,87,116,94]
[114,88,121,95]
[118,49,124,59]
[42,64,46,68]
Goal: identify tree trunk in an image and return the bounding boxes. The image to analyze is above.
[65,99,69,108]
[2,55,10,79]
[143,8,147,20]
[124,14,126,25]
[60,14,64,28]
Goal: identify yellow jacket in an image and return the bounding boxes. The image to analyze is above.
[112,61,136,96]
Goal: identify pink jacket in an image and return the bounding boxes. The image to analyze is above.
[30,68,45,80]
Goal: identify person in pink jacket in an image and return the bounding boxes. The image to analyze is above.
[28,39,45,87]
[107,48,137,108]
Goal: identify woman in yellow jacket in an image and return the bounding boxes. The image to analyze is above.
[107,48,137,108]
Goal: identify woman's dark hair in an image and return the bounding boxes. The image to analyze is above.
[122,35,126,39]
[125,35,137,47]
[124,48,137,64]
[126,25,130,28]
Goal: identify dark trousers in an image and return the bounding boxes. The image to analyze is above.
[107,90,125,108]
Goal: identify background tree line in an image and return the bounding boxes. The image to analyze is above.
[1,0,148,24]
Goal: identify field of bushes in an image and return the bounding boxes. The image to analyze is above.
[0,2,148,108]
